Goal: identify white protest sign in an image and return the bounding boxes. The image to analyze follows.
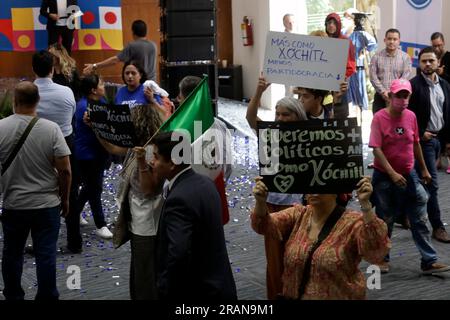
[263,31,349,91]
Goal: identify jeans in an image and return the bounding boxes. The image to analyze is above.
[415,138,444,230]
[65,134,82,251]
[372,92,387,114]
[74,158,107,229]
[1,206,60,300]
[371,169,437,268]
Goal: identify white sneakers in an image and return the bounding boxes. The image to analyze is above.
[96,226,113,239]
[80,214,112,240]
[80,215,89,226]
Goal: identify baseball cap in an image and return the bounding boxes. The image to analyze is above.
[390,79,412,94]
[344,8,359,17]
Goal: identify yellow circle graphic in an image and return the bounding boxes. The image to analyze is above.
[18,35,31,48]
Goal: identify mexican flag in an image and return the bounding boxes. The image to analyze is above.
[159,77,231,225]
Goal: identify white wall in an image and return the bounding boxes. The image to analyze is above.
[232,0,307,108]
[376,0,396,43]
[268,0,308,108]
[442,0,450,43]
[268,1,307,34]
[232,0,270,107]
[376,0,450,50]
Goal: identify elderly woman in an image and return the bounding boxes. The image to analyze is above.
[251,177,390,300]
[246,74,308,299]
[246,75,307,131]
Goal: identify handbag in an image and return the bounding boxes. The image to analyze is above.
[276,205,345,300]
[1,117,39,176]
[113,178,132,249]
[297,205,345,298]
[112,152,136,249]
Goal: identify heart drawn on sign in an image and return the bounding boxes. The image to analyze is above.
[273,175,295,193]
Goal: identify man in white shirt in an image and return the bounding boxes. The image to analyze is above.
[283,14,295,97]
[32,50,81,253]
[40,0,78,54]
[283,14,295,33]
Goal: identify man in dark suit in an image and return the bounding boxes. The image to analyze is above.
[40,0,78,55]
[409,46,450,243]
[150,131,237,300]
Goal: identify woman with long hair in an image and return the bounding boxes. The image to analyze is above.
[114,60,148,108]
[246,74,308,299]
[73,75,112,241]
[115,60,169,118]
[91,100,165,300]
[48,43,80,100]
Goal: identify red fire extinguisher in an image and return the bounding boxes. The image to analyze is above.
[241,16,254,46]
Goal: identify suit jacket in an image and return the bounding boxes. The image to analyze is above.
[40,0,78,30]
[409,74,450,143]
[157,169,237,301]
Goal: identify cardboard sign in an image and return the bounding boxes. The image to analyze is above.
[87,102,137,148]
[263,31,349,91]
[258,119,363,194]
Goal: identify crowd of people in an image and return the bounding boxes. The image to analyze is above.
[246,12,450,300]
[1,5,450,302]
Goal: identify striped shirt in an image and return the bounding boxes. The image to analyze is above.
[423,74,445,133]
[56,0,68,26]
[369,48,412,94]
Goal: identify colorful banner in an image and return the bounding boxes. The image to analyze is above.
[397,0,442,67]
[0,0,123,51]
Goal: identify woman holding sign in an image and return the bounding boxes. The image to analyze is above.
[49,43,80,101]
[251,177,390,300]
[246,74,307,299]
[91,102,165,300]
[73,75,112,241]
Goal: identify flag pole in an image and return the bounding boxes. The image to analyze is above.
[120,76,209,175]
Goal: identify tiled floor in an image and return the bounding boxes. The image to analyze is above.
[1,98,450,300]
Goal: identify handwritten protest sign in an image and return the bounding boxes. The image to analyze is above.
[87,102,137,148]
[263,31,349,91]
[257,118,363,194]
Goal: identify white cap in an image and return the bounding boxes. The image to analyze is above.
[143,80,169,97]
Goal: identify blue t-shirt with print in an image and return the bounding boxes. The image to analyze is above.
[114,84,148,108]
[74,97,109,161]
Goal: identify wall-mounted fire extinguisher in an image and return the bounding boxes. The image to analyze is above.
[241,16,254,46]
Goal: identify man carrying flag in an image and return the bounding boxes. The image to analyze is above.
[159,76,232,224]
[137,76,235,299]
[146,130,236,300]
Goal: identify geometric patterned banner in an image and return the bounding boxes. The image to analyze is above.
[0,0,123,51]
